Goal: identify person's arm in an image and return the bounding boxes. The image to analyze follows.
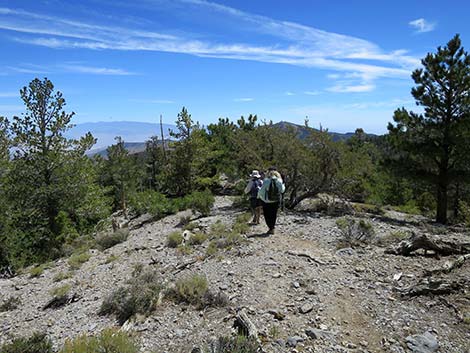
[244,180,253,194]
[257,179,269,202]
[278,179,286,194]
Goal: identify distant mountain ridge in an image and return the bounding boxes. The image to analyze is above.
[274,121,378,141]
[75,120,377,156]
[67,121,176,150]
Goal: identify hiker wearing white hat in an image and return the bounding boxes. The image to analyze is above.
[244,170,263,224]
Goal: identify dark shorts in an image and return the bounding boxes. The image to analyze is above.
[250,198,261,209]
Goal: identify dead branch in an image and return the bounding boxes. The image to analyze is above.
[385,232,470,256]
[425,254,470,276]
[286,250,327,265]
[234,308,259,341]
[396,278,466,297]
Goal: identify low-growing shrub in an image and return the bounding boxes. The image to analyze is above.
[206,241,218,257]
[171,274,208,306]
[189,232,208,246]
[104,254,119,264]
[167,232,183,248]
[336,217,375,244]
[207,336,259,353]
[177,244,193,255]
[60,328,138,353]
[376,230,409,246]
[183,222,198,232]
[0,332,53,353]
[53,271,73,283]
[50,284,71,299]
[0,296,21,312]
[99,269,162,325]
[68,251,91,270]
[95,229,129,251]
[29,265,44,278]
[182,189,215,217]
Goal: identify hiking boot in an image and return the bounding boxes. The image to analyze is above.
[267,228,275,235]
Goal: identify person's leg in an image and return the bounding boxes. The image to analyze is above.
[250,198,257,223]
[255,206,262,224]
[262,201,271,228]
[271,202,279,230]
[264,202,277,232]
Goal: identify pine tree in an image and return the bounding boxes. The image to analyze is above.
[388,35,470,223]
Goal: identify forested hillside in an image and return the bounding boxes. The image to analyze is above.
[0,35,469,353]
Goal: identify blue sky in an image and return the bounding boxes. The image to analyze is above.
[0,0,469,133]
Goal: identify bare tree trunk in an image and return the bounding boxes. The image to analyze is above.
[436,169,448,224]
[160,114,166,162]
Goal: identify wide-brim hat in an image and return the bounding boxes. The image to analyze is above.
[250,170,261,178]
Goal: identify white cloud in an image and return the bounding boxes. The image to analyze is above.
[0,3,421,91]
[303,90,321,96]
[234,98,254,102]
[328,83,375,93]
[285,91,295,96]
[409,18,436,33]
[62,64,135,75]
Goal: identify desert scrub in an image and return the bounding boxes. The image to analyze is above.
[99,269,163,325]
[189,232,207,245]
[29,265,44,278]
[232,213,250,234]
[171,274,208,306]
[68,251,91,270]
[206,241,218,257]
[0,332,53,353]
[95,229,129,250]
[183,222,198,232]
[207,336,259,353]
[0,296,21,312]
[50,284,71,299]
[336,217,375,243]
[167,231,183,248]
[60,328,138,353]
[53,271,73,282]
[177,244,193,255]
[104,254,119,264]
[376,230,409,246]
[209,220,230,239]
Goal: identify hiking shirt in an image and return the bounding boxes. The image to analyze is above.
[258,177,285,203]
[244,178,263,198]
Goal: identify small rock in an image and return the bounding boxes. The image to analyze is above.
[299,304,313,314]
[287,336,304,347]
[405,331,439,353]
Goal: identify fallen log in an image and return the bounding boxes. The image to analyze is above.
[286,250,327,265]
[396,278,466,297]
[425,254,470,276]
[385,232,470,256]
[234,308,259,341]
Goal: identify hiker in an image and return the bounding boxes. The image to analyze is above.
[258,167,285,234]
[244,170,263,224]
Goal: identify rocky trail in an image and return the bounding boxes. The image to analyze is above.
[1,197,469,352]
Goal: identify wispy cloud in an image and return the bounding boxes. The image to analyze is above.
[0,3,421,91]
[303,90,321,96]
[409,18,436,33]
[234,97,254,102]
[62,64,135,75]
[328,83,375,93]
[4,63,134,76]
[285,91,295,96]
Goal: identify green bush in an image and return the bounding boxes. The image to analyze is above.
[68,251,91,270]
[182,189,215,216]
[60,328,138,353]
[189,232,208,245]
[336,217,375,243]
[128,190,177,218]
[50,284,71,299]
[29,265,44,278]
[0,332,53,353]
[167,232,183,248]
[172,274,208,306]
[0,296,21,312]
[207,336,259,353]
[99,269,162,325]
[95,229,129,251]
[206,241,218,257]
[53,271,73,282]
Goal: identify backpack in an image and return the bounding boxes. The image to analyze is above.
[266,178,281,202]
[250,179,262,198]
